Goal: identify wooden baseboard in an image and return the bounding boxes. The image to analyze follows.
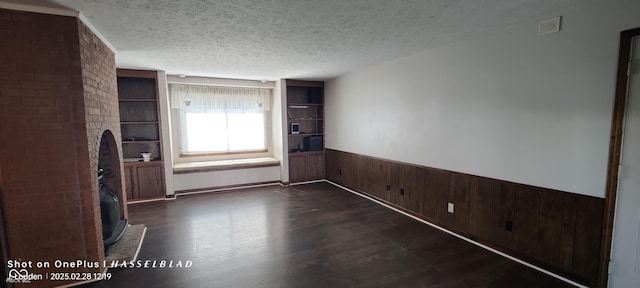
[126,197,167,205]
[289,179,325,186]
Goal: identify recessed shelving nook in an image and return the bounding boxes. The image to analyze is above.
[286,80,325,183]
[117,69,166,200]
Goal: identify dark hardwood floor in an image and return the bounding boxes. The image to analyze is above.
[84,182,574,288]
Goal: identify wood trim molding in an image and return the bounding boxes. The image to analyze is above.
[126,197,167,205]
[124,160,164,168]
[116,69,158,79]
[286,79,325,88]
[599,27,640,288]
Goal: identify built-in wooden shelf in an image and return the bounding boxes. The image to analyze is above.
[288,133,323,137]
[121,121,159,125]
[288,150,324,156]
[122,140,160,144]
[289,103,323,107]
[286,80,325,183]
[118,98,158,102]
[123,159,162,165]
[117,69,165,201]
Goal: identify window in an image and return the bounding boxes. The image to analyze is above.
[180,110,265,153]
[169,83,271,157]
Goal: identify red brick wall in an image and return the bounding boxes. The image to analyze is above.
[0,9,122,287]
[77,17,127,265]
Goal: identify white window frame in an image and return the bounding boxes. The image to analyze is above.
[174,108,271,157]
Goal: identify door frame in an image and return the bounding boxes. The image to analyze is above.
[599,27,640,288]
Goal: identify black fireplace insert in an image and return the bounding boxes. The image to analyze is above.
[98,169,127,252]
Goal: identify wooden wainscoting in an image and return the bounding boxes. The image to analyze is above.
[325,149,604,286]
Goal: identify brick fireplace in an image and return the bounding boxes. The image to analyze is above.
[0,9,126,287]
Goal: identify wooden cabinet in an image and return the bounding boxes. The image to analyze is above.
[289,155,307,182]
[117,69,166,200]
[123,166,134,199]
[289,152,324,182]
[123,162,165,200]
[286,80,324,183]
[306,154,324,180]
[136,164,164,198]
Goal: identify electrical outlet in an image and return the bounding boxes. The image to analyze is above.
[447,202,454,213]
[539,16,561,35]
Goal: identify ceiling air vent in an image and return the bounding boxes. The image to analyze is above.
[539,16,561,36]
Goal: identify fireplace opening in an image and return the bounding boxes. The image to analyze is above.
[98,130,128,252]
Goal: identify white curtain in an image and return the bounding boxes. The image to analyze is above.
[169,83,271,112]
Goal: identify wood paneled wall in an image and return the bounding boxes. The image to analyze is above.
[325,149,604,286]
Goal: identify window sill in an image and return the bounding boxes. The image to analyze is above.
[173,157,280,174]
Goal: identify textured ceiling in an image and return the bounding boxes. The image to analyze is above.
[22,0,583,80]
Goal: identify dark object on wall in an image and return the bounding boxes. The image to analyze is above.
[98,173,128,252]
[291,123,300,134]
[303,136,323,151]
[307,87,323,104]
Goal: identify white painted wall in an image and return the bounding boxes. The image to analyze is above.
[166,75,276,88]
[173,166,280,191]
[157,71,175,196]
[325,0,640,198]
[271,80,288,183]
[279,79,290,183]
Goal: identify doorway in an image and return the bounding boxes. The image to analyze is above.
[602,28,640,287]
